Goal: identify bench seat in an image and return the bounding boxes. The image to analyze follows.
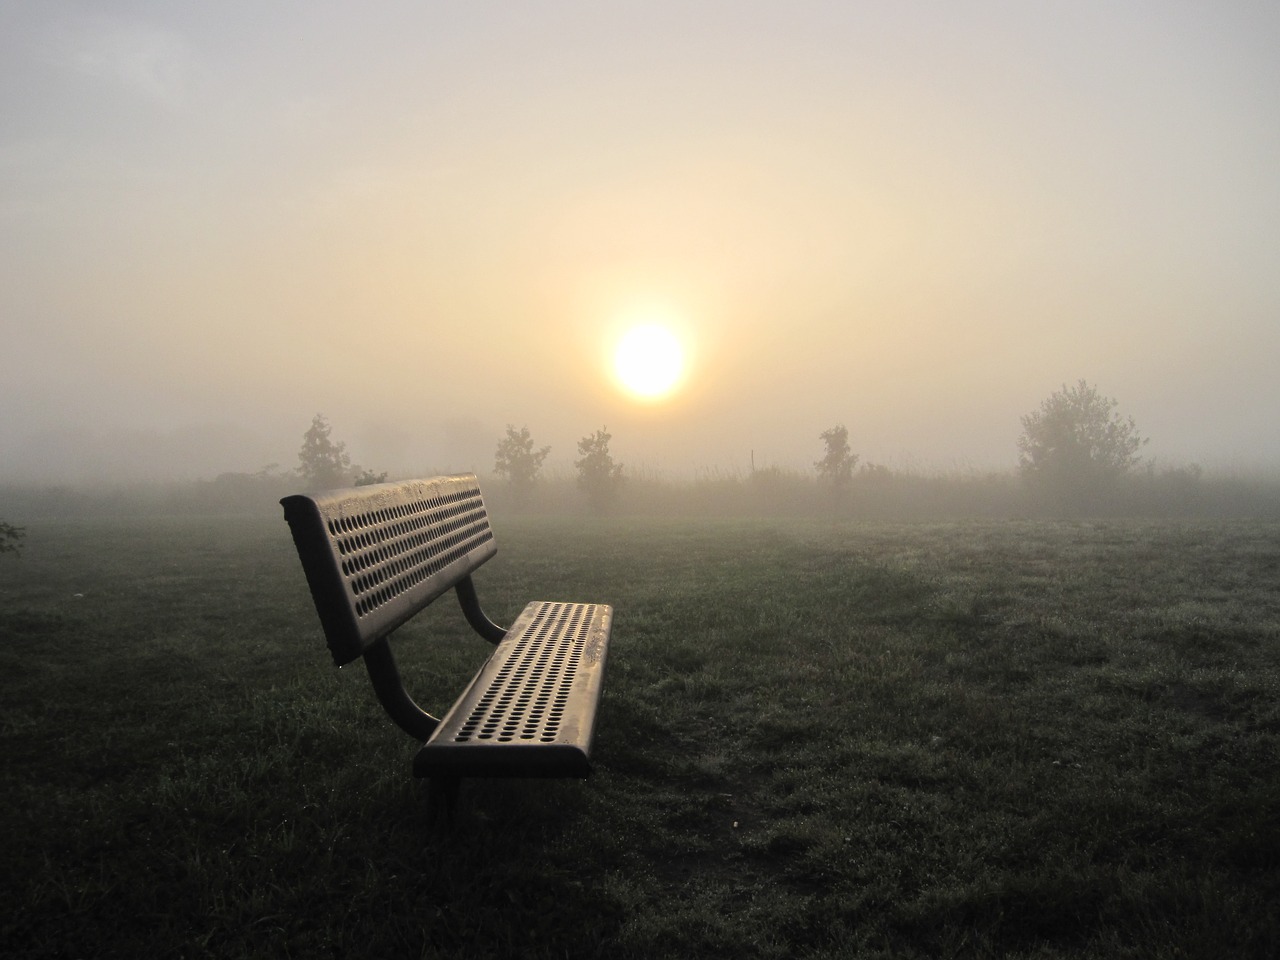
[416,600,611,778]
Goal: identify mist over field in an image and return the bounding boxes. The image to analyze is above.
[3,2,1279,484]
[4,9,1279,951]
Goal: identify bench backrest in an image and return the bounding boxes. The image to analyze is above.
[281,474,497,666]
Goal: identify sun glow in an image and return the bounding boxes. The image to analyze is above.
[613,323,686,401]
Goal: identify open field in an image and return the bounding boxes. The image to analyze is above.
[2,515,1278,958]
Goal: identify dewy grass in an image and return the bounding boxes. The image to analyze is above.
[1,515,1278,958]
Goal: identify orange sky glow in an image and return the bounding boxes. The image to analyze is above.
[2,2,1278,481]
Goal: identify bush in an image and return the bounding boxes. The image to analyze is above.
[1018,380,1146,512]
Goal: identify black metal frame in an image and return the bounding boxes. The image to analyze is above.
[359,573,506,741]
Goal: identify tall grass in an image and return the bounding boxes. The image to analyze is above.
[1,516,1277,958]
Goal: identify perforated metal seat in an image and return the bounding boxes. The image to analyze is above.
[416,600,611,778]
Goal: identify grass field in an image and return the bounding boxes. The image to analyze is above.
[2,514,1278,958]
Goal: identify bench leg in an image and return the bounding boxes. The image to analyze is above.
[429,777,461,825]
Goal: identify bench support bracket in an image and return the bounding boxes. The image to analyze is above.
[455,574,507,644]
[362,638,440,741]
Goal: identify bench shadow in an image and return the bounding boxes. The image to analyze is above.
[344,775,625,955]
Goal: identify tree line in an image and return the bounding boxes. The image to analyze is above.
[481,379,1151,513]
[4,378,1272,522]
[813,379,1148,510]
[291,381,1157,513]
[0,378,1182,537]
[0,379,1183,537]
[294,415,626,510]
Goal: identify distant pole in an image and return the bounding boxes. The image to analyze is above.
[750,450,755,475]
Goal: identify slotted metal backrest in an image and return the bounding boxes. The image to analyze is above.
[281,474,497,665]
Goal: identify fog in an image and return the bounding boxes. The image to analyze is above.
[4,2,1279,484]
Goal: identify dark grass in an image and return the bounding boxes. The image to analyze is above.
[2,515,1278,958]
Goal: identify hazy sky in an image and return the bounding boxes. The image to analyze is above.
[3,1,1278,482]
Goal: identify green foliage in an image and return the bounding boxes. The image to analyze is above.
[1018,380,1147,508]
[815,424,858,487]
[353,469,389,487]
[493,425,550,501]
[296,413,352,491]
[0,519,24,556]
[575,426,624,510]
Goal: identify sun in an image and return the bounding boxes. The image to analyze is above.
[613,324,686,401]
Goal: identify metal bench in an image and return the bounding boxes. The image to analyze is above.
[280,473,612,806]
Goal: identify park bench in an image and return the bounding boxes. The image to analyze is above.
[280,473,612,805]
